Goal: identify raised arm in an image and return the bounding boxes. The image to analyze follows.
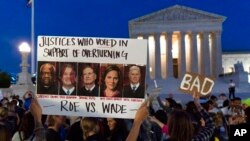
[30,98,47,141]
[126,100,149,141]
[193,94,215,141]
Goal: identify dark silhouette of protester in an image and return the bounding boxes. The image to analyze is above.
[126,95,215,141]
[12,112,35,141]
[228,79,236,99]
[46,115,65,141]
[66,119,83,141]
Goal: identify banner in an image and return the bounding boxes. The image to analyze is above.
[36,35,147,118]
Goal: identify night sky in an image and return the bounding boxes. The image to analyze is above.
[1,0,250,74]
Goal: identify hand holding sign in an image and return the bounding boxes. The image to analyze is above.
[148,87,162,103]
[134,98,149,123]
[192,91,205,112]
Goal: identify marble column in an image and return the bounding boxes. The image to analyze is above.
[203,32,211,76]
[199,33,204,74]
[179,32,186,78]
[141,34,150,79]
[154,33,161,79]
[166,32,173,78]
[191,32,198,73]
[210,33,216,78]
[215,31,223,77]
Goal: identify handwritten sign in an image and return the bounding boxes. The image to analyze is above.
[179,72,214,97]
[36,36,147,119]
[37,36,146,64]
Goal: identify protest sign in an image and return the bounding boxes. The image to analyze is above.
[179,72,214,97]
[36,36,147,118]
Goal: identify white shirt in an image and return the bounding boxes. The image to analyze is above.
[12,131,35,141]
[62,86,75,95]
[130,83,139,91]
[85,84,96,91]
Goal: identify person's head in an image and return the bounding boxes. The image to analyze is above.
[6,102,16,112]
[168,93,174,99]
[232,97,242,108]
[128,65,141,85]
[168,110,194,141]
[18,112,35,140]
[61,64,76,88]
[219,93,227,100]
[0,98,9,108]
[107,118,117,131]
[0,107,8,120]
[223,99,230,107]
[165,98,177,108]
[186,101,199,113]
[82,66,97,87]
[80,117,99,140]
[210,112,223,128]
[47,115,65,128]
[106,118,128,138]
[210,95,217,102]
[154,110,168,124]
[102,65,120,91]
[40,63,56,87]
[205,100,215,111]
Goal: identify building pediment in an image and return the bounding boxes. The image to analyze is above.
[130,5,226,23]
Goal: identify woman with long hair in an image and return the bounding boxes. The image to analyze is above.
[106,118,128,141]
[80,117,101,141]
[101,65,122,97]
[12,112,35,141]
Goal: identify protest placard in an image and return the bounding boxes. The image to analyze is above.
[36,35,147,118]
[179,72,215,97]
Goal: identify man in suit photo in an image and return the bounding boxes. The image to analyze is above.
[59,63,77,95]
[123,65,145,98]
[37,62,58,94]
[78,65,99,96]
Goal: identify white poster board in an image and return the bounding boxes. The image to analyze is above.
[36,35,147,119]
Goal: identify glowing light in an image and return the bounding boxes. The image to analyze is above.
[137,36,143,39]
[172,34,178,59]
[19,42,31,53]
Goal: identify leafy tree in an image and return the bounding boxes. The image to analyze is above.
[0,71,11,88]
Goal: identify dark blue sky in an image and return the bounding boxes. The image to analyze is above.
[1,0,250,74]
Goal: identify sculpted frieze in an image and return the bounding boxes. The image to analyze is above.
[135,6,224,23]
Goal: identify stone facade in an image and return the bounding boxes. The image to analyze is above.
[222,52,250,82]
[128,5,250,95]
[129,5,226,81]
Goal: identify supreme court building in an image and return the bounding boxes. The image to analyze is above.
[129,5,226,81]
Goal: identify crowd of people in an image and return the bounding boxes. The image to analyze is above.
[0,89,249,141]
